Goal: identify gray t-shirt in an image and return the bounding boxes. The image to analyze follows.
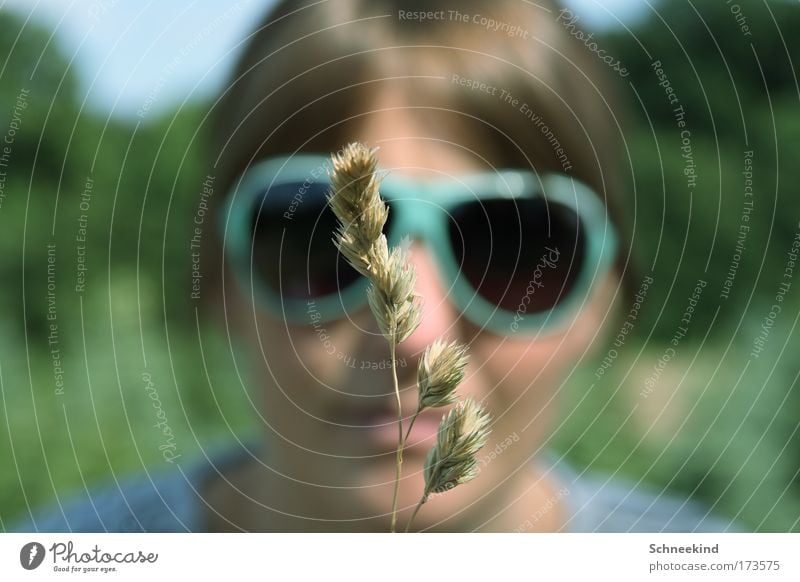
[9,445,740,532]
[539,453,739,532]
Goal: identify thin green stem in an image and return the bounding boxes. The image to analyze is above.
[403,406,422,445]
[389,340,403,533]
[404,494,428,533]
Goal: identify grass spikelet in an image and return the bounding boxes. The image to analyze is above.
[327,143,388,278]
[417,340,469,410]
[422,398,492,497]
[327,142,489,533]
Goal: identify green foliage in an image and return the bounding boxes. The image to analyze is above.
[551,0,800,531]
[0,8,256,527]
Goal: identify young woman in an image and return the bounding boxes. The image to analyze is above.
[18,0,736,532]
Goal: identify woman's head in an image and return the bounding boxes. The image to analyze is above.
[208,0,630,530]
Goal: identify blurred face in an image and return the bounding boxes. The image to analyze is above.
[229,94,620,531]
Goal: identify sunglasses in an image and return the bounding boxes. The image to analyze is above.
[220,155,618,336]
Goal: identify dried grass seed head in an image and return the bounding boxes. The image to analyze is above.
[328,143,388,278]
[423,398,492,496]
[417,339,469,409]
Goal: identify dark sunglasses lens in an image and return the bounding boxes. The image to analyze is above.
[448,198,586,314]
[249,181,362,301]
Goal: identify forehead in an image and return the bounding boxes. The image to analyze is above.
[344,88,501,177]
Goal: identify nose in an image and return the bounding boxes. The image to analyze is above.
[395,241,461,359]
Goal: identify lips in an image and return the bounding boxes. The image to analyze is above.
[333,403,444,454]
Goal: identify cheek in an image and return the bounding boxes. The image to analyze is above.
[252,311,382,429]
[465,276,620,446]
[475,335,568,395]
[255,317,361,386]
[466,335,576,440]
[248,318,366,456]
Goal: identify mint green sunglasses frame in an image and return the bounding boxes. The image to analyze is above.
[220,155,618,336]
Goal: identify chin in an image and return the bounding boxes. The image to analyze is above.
[352,454,485,531]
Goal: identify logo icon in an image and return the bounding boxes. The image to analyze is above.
[20,542,46,570]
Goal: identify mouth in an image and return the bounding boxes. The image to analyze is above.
[334,403,445,455]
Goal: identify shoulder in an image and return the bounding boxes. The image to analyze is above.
[9,444,250,533]
[544,455,743,533]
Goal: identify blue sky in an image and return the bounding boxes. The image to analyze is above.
[2,0,649,118]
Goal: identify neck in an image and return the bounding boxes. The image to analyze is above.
[468,464,569,532]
